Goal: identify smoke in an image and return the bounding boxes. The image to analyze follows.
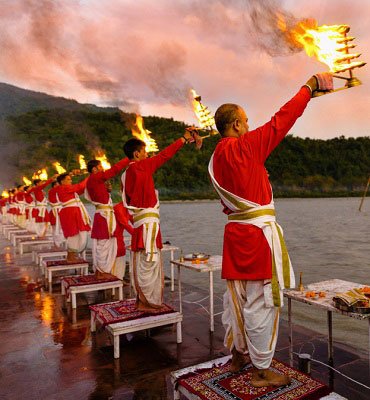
[246,0,314,56]
[0,0,312,111]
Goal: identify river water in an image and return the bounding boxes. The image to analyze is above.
[160,198,370,352]
[88,198,370,351]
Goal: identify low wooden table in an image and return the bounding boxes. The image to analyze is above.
[35,250,67,265]
[43,260,89,292]
[2,225,19,236]
[171,255,222,332]
[90,299,182,358]
[61,274,124,309]
[9,229,28,242]
[284,279,370,367]
[19,238,53,254]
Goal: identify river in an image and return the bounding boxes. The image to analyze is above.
[88,197,370,351]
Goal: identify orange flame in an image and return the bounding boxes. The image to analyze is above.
[32,168,48,180]
[22,176,32,186]
[95,153,111,171]
[78,154,87,170]
[52,162,66,174]
[1,190,9,198]
[190,89,215,129]
[131,115,159,153]
[281,19,365,73]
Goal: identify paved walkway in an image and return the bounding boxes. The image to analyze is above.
[0,235,369,399]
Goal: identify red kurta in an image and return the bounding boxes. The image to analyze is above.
[86,158,130,239]
[113,202,134,257]
[47,186,59,226]
[14,192,25,215]
[57,178,90,238]
[28,178,53,222]
[213,87,311,280]
[124,138,184,251]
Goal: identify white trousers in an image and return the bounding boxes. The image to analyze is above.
[92,237,117,274]
[52,225,65,248]
[222,280,280,369]
[67,231,88,254]
[34,221,48,237]
[133,250,163,307]
[111,255,126,280]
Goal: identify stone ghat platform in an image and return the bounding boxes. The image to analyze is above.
[0,235,368,399]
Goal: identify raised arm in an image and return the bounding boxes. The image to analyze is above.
[241,86,311,163]
[101,158,130,180]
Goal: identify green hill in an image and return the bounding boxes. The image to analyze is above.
[1,83,369,198]
[0,82,117,118]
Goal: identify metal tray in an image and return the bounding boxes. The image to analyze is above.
[183,253,210,262]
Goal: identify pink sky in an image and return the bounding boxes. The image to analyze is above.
[0,0,369,139]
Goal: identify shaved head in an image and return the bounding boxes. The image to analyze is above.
[215,103,241,136]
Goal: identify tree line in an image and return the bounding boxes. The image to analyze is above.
[6,108,370,199]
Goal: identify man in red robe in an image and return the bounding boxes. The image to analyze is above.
[122,130,194,311]
[28,177,56,236]
[56,173,90,262]
[209,74,332,387]
[112,201,134,280]
[48,181,65,248]
[85,157,129,278]
[14,185,27,228]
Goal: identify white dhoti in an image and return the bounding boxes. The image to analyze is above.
[223,280,279,369]
[132,250,163,307]
[92,237,117,274]
[34,221,48,237]
[111,255,126,280]
[67,231,88,254]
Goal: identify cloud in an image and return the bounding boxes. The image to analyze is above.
[0,0,368,139]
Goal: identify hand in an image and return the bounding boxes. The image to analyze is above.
[182,128,196,143]
[305,72,333,96]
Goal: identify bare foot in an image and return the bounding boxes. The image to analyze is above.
[251,368,291,388]
[230,348,251,373]
[95,270,113,279]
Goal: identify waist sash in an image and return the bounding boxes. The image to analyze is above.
[84,189,116,236]
[208,154,295,307]
[121,168,160,262]
[60,194,91,226]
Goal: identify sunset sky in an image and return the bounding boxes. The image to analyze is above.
[1,0,369,139]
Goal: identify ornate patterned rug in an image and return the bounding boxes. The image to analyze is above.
[176,359,330,400]
[46,259,87,266]
[62,274,119,287]
[90,299,176,326]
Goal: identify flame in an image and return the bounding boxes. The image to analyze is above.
[1,190,9,198]
[282,19,365,73]
[22,176,32,186]
[32,168,48,180]
[52,162,66,174]
[95,153,111,171]
[190,89,215,129]
[131,115,159,153]
[78,154,87,170]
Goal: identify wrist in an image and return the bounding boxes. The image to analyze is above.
[182,135,190,144]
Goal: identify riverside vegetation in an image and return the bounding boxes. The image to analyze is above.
[1,83,369,200]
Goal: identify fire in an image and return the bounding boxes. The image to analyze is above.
[131,115,159,153]
[32,168,48,180]
[95,153,111,171]
[1,190,9,198]
[282,19,365,73]
[52,162,66,174]
[78,154,87,170]
[190,89,215,129]
[22,176,32,186]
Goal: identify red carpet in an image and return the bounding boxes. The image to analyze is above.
[46,259,87,266]
[89,299,176,326]
[176,359,330,400]
[62,274,119,287]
